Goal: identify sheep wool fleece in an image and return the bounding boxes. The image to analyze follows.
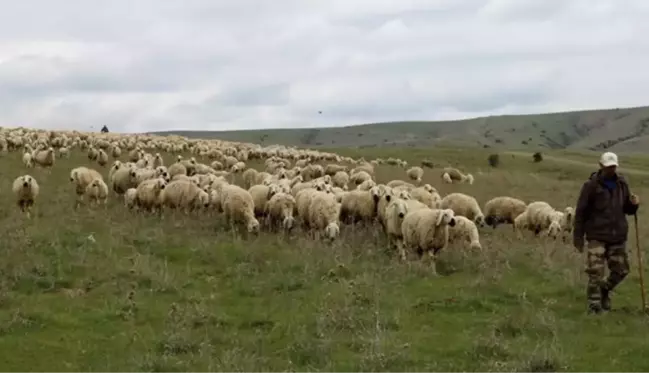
[585,240,630,311]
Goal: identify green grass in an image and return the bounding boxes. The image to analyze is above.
[2,146,649,371]
[152,105,649,153]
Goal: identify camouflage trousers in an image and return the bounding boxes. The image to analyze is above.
[585,240,630,307]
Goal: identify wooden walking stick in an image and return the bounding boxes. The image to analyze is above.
[634,214,647,312]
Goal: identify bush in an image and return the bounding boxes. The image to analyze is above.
[488,154,500,168]
[533,152,543,163]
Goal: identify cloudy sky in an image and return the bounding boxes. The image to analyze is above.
[0,0,647,133]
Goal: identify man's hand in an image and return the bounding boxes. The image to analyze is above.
[631,194,640,206]
[573,237,584,253]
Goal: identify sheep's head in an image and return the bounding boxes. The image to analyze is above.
[157,178,167,190]
[397,190,411,200]
[323,175,331,184]
[22,176,30,188]
[436,209,456,227]
[247,218,260,233]
[474,214,485,227]
[282,216,295,231]
[325,222,340,240]
[393,199,408,219]
[267,184,280,199]
[547,220,562,239]
[422,184,435,194]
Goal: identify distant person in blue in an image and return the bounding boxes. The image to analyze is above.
[573,152,640,314]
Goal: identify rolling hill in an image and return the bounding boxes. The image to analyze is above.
[152,105,649,152]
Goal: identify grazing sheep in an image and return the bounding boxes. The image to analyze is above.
[410,186,442,209]
[483,196,527,228]
[12,175,39,218]
[401,208,456,275]
[384,198,409,251]
[406,166,424,183]
[110,166,139,196]
[521,201,574,239]
[440,192,485,226]
[221,184,260,233]
[265,192,297,232]
[58,147,70,159]
[324,164,347,176]
[85,178,109,206]
[308,192,341,240]
[386,179,416,190]
[168,162,187,179]
[161,179,210,213]
[441,167,474,185]
[296,188,327,227]
[356,178,377,191]
[447,215,482,250]
[350,170,372,186]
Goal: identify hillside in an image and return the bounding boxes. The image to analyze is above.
[152,105,649,152]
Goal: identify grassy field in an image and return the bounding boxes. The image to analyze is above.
[153,105,649,153]
[2,145,649,371]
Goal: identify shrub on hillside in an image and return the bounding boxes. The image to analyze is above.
[533,152,543,163]
[488,154,500,168]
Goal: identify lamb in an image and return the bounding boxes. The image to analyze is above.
[483,196,527,228]
[249,184,280,217]
[70,166,104,206]
[161,179,211,213]
[265,192,297,232]
[12,175,39,218]
[447,215,482,250]
[221,184,260,233]
[339,186,382,225]
[308,191,341,240]
[440,192,485,226]
[135,178,167,212]
[406,166,424,183]
[85,178,109,206]
[441,167,474,184]
[401,208,456,275]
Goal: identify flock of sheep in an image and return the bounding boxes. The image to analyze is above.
[5,128,575,274]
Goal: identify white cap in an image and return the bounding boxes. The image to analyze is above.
[599,152,619,167]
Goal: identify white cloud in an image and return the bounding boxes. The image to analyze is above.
[0,0,647,132]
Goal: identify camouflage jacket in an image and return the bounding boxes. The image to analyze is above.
[573,171,638,244]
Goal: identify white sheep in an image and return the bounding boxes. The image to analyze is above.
[249,184,280,217]
[124,188,138,210]
[384,198,409,251]
[308,191,341,240]
[12,175,39,218]
[483,196,527,228]
[161,179,210,213]
[85,178,109,207]
[349,170,372,186]
[441,167,474,184]
[440,192,485,226]
[406,166,424,183]
[410,186,442,209]
[331,171,349,190]
[136,178,167,212]
[447,215,482,250]
[520,201,574,239]
[221,184,260,233]
[70,166,104,206]
[339,186,382,225]
[97,149,109,167]
[22,152,34,168]
[265,192,297,232]
[110,166,139,196]
[401,208,456,275]
[32,147,55,169]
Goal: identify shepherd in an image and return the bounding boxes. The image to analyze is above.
[573,151,640,314]
[100,125,109,133]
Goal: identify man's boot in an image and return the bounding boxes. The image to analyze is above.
[601,286,611,311]
[588,303,602,314]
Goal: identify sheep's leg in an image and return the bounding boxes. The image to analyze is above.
[427,251,439,276]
